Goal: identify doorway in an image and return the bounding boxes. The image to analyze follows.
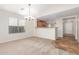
[63,17,75,36]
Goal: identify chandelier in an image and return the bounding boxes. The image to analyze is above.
[25,4,34,21]
[23,4,35,21]
[28,4,31,20]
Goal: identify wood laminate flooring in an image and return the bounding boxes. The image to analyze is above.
[0,37,75,55]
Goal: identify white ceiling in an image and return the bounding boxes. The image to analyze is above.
[0,4,79,18]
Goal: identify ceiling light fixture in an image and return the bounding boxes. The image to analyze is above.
[27,4,36,21]
[20,4,35,21]
[28,4,31,21]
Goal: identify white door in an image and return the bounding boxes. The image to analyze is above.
[63,19,73,34]
[77,20,79,39]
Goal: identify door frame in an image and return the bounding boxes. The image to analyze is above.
[62,15,78,39]
[63,19,73,35]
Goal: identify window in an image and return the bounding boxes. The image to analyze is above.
[19,20,26,26]
[9,17,18,26]
[9,17,25,34]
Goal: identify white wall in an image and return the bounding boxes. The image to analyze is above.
[0,9,35,43]
[0,12,9,43]
[53,18,63,38]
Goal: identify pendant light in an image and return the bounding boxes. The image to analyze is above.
[28,4,31,21]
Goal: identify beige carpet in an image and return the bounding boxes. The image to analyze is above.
[0,37,75,55]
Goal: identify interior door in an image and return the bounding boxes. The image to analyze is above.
[77,19,79,39]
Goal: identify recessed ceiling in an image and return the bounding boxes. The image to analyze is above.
[0,4,79,18]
